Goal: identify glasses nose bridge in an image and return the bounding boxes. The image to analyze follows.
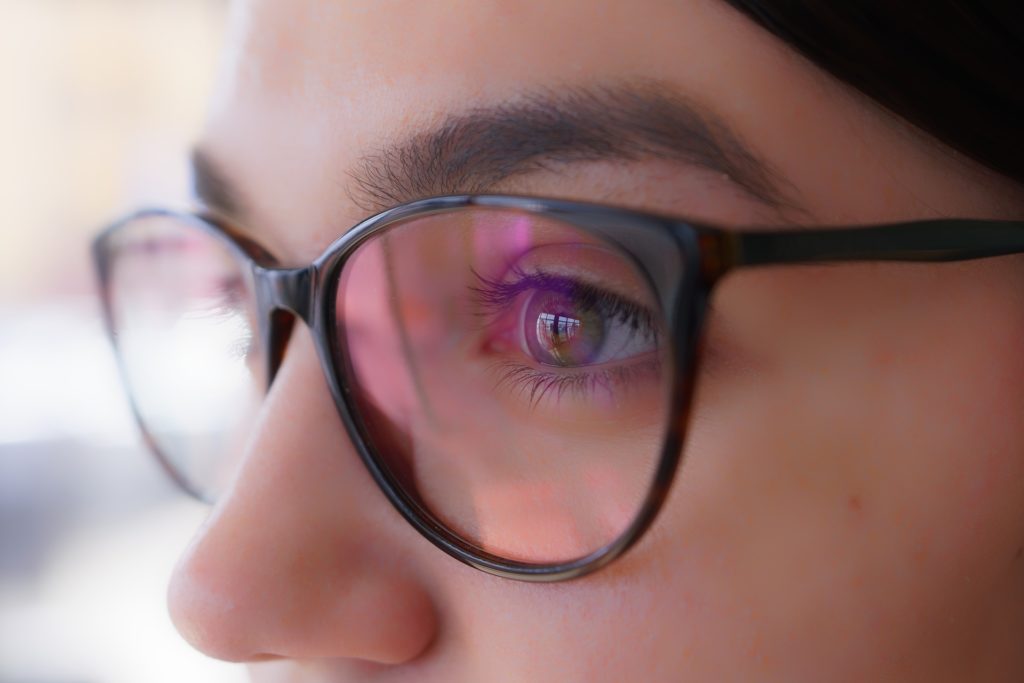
[255,265,317,321]
[253,265,319,385]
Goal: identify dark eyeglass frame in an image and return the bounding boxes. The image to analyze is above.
[93,194,1024,582]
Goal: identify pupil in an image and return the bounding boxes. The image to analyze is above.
[539,312,581,347]
[533,300,603,366]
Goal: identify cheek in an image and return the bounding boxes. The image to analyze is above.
[647,261,1024,678]
[300,256,1024,683]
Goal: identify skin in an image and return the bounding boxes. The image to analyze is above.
[165,0,1024,680]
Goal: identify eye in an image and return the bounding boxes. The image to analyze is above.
[469,262,665,406]
[522,287,657,368]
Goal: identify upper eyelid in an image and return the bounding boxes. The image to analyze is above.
[471,268,658,329]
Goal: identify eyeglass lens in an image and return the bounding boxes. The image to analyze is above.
[104,207,675,564]
[335,208,673,563]
[105,215,265,501]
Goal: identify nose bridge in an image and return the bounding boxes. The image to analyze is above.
[165,319,439,664]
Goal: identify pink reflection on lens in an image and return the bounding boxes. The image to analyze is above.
[473,212,536,275]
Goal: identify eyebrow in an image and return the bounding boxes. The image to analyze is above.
[191,148,244,218]
[192,81,800,221]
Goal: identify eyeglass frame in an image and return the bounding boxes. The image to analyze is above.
[93,193,1024,582]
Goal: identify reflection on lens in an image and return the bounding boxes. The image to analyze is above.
[336,208,672,564]
[104,215,264,501]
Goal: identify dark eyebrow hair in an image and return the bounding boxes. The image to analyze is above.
[348,82,800,214]
[191,148,245,218]
[191,81,801,222]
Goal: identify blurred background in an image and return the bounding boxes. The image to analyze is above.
[0,1,245,681]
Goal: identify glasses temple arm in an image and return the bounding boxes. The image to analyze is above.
[707,219,1024,271]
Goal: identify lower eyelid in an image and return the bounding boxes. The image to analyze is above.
[488,352,662,394]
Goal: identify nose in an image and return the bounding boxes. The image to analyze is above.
[166,325,439,664]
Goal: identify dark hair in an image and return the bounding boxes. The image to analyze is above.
[722,1,1024,185]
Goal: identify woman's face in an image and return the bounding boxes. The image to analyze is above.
[167,1,1024,680]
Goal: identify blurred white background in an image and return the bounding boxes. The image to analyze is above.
[0,2,245,681]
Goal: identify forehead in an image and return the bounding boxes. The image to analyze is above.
[220,0,758,103]
[203,0,991,255]
[211,0,782,152]
[207,1,794,227]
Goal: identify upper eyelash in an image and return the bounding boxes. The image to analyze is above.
[469,266,659,334]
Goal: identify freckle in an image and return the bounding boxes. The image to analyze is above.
[847,494,863,513]
[1016,546,1023,561]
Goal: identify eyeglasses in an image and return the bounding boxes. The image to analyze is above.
[93,194,1024,581]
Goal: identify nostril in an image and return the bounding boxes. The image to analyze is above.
[167,550,441,665]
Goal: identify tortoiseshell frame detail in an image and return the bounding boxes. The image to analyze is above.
[93,194,1024,582]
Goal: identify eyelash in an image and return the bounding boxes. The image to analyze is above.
[487,358,663,408]
[470,267,661,406]
[203,274,256,362]
[471,266,657,333]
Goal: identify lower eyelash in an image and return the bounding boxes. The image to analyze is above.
[490,362,591,408]
[487,357,662,409]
